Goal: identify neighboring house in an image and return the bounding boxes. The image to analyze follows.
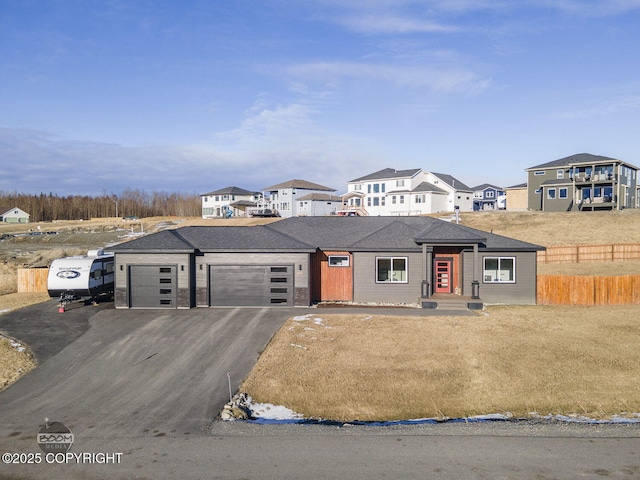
[201,187,262,218]
[0,206,30,223]
[110,216,544,310]
[341,168,473,216]
[296,193,343,217]
[526,153,640,212]
[262,179,337,218]
[504,183,528,211]
[471,184,506,211]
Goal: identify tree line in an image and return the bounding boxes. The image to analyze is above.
[0,188,202,222]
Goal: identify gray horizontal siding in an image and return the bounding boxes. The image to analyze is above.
[196,252,311,306]
[463,250,537,305]
[114,253,193,308]
[353,252,422,305]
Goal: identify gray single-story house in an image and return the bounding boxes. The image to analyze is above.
[110,216,544,309]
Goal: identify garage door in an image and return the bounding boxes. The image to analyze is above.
[129,265,177,308]
[209,265,293,306]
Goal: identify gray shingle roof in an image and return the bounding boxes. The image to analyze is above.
[201,186,259,196]
[295,193,343,202]
[411,182,448,194]
[349,168,422,182]
[112,216,544,253]
[261,179,335,192]
[471,184,503,191]
[526,153,617,170]
[430,173,472,191]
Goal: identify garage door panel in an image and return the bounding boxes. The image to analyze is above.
[209,265,293,306]
[129,265,177,308]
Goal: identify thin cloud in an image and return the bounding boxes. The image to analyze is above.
[287,61,490,93]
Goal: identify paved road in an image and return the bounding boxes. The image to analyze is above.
[0,302,638,479]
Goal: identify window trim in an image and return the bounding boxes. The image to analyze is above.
[376,256,408,284]
[483,257,516,284]
[328,255,350,267]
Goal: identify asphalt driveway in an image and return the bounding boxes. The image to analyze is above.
[0,303,293,439]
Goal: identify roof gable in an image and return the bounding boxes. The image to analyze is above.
[430,173,472,191]
[349,168,422,183]
[526,153,619,170]
[201,186,259,196]
[262,179,335,192]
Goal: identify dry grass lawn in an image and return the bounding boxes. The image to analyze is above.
[0,335,37,391]
[242,306,640,421]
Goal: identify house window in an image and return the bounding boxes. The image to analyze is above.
[399,195,405,204]
[483,257,515,283]
[534,171,546,176]
[486,191,495,198]
[373,197,380,206]
[376,257,407,283]
[392,196,397,204]
[373,184,380,193]
[367,184,372,194]
[396,180,404,187]
[367,197,372,207]
[535,189,542,195]
[415,195,425,203]
[354,184,362,191]
[328,255,350,267]
[381,197,386,206]
[559,188,568,199]
[547,188,556,199]
[204,197,208,202]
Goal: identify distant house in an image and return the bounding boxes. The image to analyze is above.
[505,183,528,211]
[201,187,262,218]
[471,184,506,211]
[341,168,473,216]
[296,193,343,217]
[526,153,640,211]
[110,216,544,310]
[0,206,30,223]
[262,179,337,218]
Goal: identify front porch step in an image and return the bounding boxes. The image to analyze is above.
[421,295,483,311]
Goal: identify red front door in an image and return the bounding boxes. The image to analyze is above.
[434,259,452,293]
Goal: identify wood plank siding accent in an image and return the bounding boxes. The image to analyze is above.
[311,251,353,302]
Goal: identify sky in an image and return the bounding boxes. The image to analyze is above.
[1,0,640,196]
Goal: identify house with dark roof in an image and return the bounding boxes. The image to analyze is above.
[262,179,337,218]
[342,168,473,216]
[110,216,544,310]
[526,153,639,211]
[471,184,506,211]
[296,193,343,217]
[201,186,262,218]
[0,206,30,223]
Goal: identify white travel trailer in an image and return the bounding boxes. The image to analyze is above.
[47,250,114,302]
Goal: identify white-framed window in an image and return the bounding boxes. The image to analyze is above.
[483,257,515,283]
[557,170,564,179]
[376,257,407,283]
[487,191,495,198]
[328,255,350,267]
[415,195,425,204]
[367,197,372,207]
[559,188,568,199]
[399,195,405,204]
[534,171,546,176]
[354,184,362,191]
[547,188,556,199]
[391,196,397,204]
[373,197,380,206]
[381,197,386,206]
[396,180,405,187]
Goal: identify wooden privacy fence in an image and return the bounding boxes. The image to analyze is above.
[538,243,640,264]
[537,274,640,305]
[17,268,49,293]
